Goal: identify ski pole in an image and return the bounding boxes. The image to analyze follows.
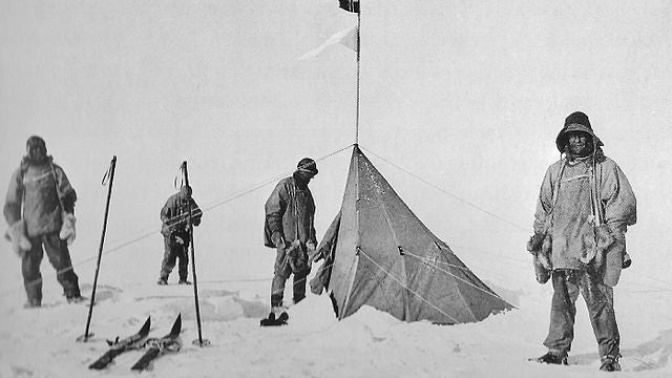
[78,156,117,342]
[181,161,210,346]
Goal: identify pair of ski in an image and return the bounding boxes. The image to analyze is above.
[88,314,182,371]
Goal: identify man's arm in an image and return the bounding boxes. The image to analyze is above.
[190,198,203,226]
[533,166,555,234]
[53,165,77,213]
[265,182,288,248]
[601,162,637,232]
[3,170,24,225]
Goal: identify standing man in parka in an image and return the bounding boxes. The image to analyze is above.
[3,136,83,307]
[529,112,637,372]
[157,185,203,285]
[262,158,319,324]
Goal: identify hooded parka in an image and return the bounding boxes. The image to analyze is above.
[4,157,76,237]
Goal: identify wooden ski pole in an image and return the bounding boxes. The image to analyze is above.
[181,161,210,346]
[78,156,117,342]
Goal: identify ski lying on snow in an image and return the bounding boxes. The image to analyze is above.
[130,314,182,371]
[88,317,151,370]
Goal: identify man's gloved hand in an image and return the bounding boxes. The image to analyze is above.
[622,252,632,269]
[5,220,32,257]
[271,231,287,250]
[174,235,185,245]
[310,248,324,263]
[287,240,310,274]
[161,225,171,237]
[526,232,545,253]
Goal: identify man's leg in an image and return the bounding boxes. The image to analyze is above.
[177,235,190,283]
[22,237,44,306]
[159,235,177,283]
[271,248,291,309]
[292,270,309,304]
[43,232,80,299]
[580,273,620,360]
[543,270,581,358]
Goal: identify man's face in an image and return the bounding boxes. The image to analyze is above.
[296,171,315,184]
[27,143,47,163]
[567,131,591,156]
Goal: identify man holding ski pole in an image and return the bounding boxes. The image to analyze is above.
[157,185,203,285]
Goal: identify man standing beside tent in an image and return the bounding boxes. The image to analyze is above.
[3,136,83,308]
[157,185,203,285]
[262,158,319,325]
[529,112,636,372]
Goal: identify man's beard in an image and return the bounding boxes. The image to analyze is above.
[567,142,593,158]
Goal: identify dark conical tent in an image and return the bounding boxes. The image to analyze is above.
[312,146,513,324]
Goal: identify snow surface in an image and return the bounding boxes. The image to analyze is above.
[1,0,672,377]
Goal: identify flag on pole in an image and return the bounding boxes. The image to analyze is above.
[299,25,358,60]
[339,0,359,13]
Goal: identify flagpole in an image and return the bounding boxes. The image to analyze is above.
[355,3,361,145]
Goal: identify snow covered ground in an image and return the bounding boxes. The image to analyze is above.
[0,248,671,378]
[1,1,672,377]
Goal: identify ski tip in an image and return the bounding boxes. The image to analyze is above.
[140,316,152,334]
[170,313,182,335]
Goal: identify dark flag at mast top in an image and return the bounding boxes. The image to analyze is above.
[339,0,359,13]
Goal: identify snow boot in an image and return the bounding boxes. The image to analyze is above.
[260,308,289,327]
[599,356,621,372]
[67,295,86,304]
[23,298,41,309]
[532,351,568,365]
[178,279,191,285]
[260,312,279,326]
[157,278,168,286]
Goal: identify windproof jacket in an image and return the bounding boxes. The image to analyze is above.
[4,157,77,237]
[264,176,317,248]
[160,188,203,235]
[533,153,636,270]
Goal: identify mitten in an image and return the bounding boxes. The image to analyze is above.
[5,220,32,257]
[60,212,77,245]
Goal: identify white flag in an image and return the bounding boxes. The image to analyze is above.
[299,25,358,60]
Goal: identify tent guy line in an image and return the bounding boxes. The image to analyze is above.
[361,146,530,233]
[0,145,353,298]
[2,144,670,304]
[398,249,515,308]
[357,249,462,324]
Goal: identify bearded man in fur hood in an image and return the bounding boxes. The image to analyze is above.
[3,136,82,308]
[528,112,637,372]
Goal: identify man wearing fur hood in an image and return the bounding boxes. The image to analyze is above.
[529,112,637,372]
[3,136,82,307]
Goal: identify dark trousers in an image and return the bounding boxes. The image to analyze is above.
[544,269,620,358]
[271,247,308,307]
[159,233,190,281]
[23,232,80,304]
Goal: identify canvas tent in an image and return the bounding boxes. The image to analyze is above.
[311,146,512,324]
